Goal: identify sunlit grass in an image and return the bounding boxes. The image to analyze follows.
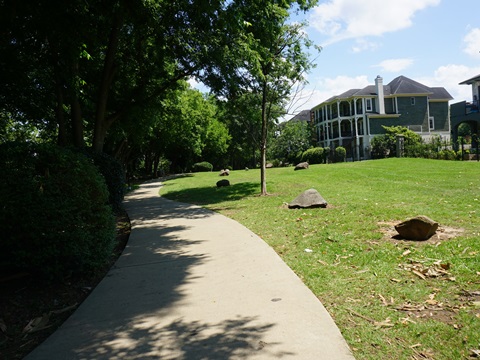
[160,158,480,360]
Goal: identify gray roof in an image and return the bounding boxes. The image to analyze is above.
[388,75,431,95]
[429,87,454,100]
[459,74,480,85]
[287,109,311,123]
[316,75,452,106]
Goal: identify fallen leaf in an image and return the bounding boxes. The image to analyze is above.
[374,318,394,328]
[23,313,50,333]
[379,294,388,306]
[402,249,412,257]
[412,270,426,280]
[471,301,480,308]
[470,349,480,357]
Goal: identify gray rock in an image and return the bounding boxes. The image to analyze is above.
[394,215,438,240]
[266,163,274,168]
[294,162,309,171]
[216,179,230,187]
[288,189,327,209]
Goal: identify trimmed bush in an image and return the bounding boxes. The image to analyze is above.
[439,149,456,160]
[0,142,116,279]
[302,147,324,164]
[192,161,213,172]
[323,147,331,163]
[335,146,347,162]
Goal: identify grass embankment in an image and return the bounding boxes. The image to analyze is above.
[160,158,480,360]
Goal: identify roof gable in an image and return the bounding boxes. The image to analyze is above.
[388,76,431,95]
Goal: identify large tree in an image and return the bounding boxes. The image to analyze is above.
[1,0,318,182]
[0,1,240,151]
[206,2,319,194]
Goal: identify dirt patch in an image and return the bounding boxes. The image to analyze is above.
[378,221,465,244]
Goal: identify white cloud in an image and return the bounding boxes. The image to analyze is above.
[310,0,441,45]
[373,58,414,72]
[351,38,380,53]
[417,64,480,103]
[463,28,480,59]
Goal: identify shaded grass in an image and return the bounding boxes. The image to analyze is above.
[160,158,480,360]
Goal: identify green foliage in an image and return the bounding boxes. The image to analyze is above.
[80,148,126,211]
[302,147,324,164]
[323,146,331,163]
[438,149,456,160]
[370,126,423,158]
[192,161,213,172]
[370,136,390,159]
[271,159,282,167]
[335,146,346,162]
[271,121,312,164]
[0,142,115,279]
[219,93,265,169]
[458,122,472,137]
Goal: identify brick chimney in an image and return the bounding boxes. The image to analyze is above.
[375,75,385,114]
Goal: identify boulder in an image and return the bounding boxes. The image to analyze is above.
[266,163,274,168]
[394,215,438,240]
[216,179,230,187]
[219,169,230,176]
[294,162,309,171]
[288,189,327,209]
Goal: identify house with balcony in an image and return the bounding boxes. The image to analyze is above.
[310,75,453,160]
[450,74,480,149]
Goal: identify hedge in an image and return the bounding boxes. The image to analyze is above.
[0,142,116,279]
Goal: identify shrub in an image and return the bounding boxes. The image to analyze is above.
[335,146,347,162]
[302,147,324,164]
[439,149,456,160]
[323,147,331,163]
[81,148,125,211]
[192,161,213,172]
[0,142,116,279]
[271,159,281,168]
[370,135,390,159]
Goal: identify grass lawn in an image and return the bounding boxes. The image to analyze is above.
[160,158,480,360]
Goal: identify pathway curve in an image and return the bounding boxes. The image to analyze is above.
[26,180,355,359]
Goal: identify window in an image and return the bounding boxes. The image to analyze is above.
[366,98,372,111]
[429,117,435,130]
[411,97,415,105]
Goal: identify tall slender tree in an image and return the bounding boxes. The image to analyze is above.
[205,1,319,195]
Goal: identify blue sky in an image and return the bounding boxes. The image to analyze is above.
[286,0,480,119]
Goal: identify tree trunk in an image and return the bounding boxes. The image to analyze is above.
[71,59,84,148]
[54,75,67,147]
[260,80,268,196]
[92,14,121,153]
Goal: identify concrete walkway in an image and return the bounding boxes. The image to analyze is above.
[26,180,355,359]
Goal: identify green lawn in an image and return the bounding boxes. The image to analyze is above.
[160,158,480,360]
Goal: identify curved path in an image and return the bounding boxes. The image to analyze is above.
[26,180,355,359]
